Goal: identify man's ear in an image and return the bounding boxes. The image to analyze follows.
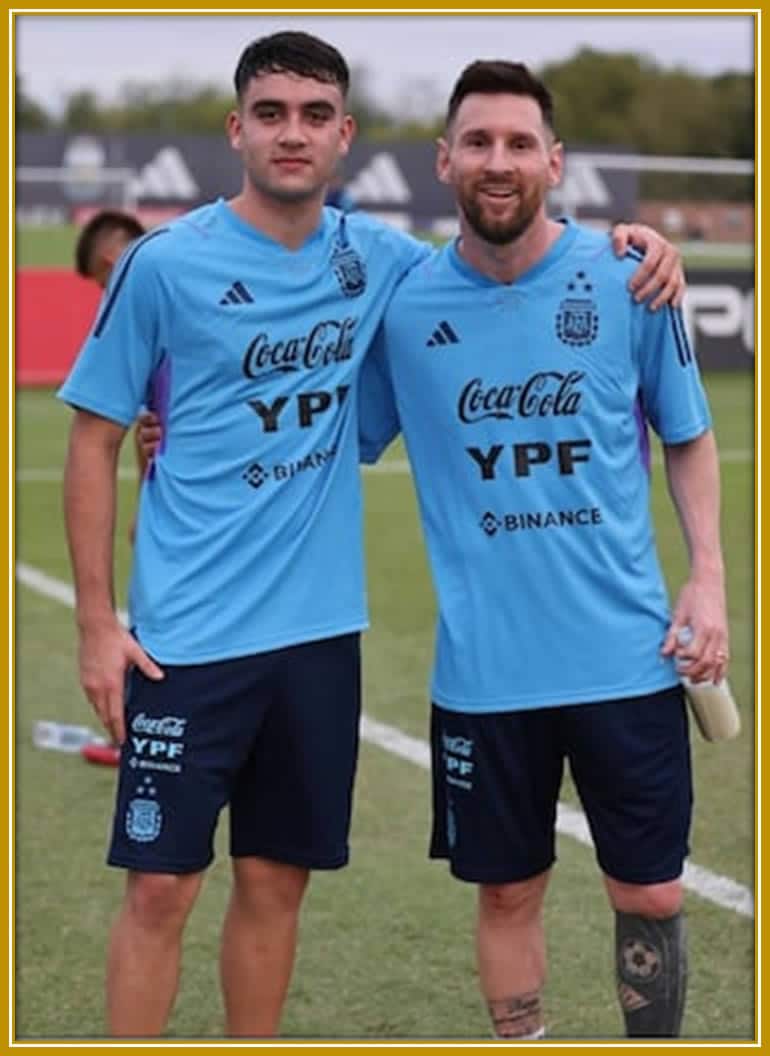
[436,137,451,186]
[548,139,564,190]
[339,113,356,158]
[101,245,120,270]
[226,108,242,151]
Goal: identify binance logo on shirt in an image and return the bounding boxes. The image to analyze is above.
[243,462,268,489]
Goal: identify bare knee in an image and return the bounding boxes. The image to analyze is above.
[123,871,203,934]
[479,870,550,925]
[231,857,310,918]
[605,876,683,919]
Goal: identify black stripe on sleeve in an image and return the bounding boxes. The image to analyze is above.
[668,305,693,367]
[93,227,170,338]
[625,247,645,264]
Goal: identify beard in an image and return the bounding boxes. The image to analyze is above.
[458,181,545,245]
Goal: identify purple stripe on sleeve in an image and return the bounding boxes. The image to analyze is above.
[634,393,651,474]
[145,353,171,481]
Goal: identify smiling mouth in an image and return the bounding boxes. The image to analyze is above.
[478,188,520,204]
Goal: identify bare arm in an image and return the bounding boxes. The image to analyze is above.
[135,410,162,466]
[133,420,150,481]
[660,429,729,683]
[64,409,163,742]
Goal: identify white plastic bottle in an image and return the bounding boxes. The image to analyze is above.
[676,627,741,742]
[32,721,106,753]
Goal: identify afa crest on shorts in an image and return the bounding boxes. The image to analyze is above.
[556,271,599,348]
[126,797,163,843]
[331,243,367,298]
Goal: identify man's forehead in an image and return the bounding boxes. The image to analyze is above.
[242,70,343,105]
[452,92,545,132]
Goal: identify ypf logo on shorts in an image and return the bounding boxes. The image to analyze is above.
[441,732,475,791]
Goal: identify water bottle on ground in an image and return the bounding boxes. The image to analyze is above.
[32,721,106,753]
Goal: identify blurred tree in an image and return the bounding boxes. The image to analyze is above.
[347,63,397,136]
[102,80,233,133]
[629,70,714,155]
[542,48,653,146]
[46,49,753,199]
[16,76,51,129]
[542,48,753,161]
[62,90,111,132]
[712,72,754,158]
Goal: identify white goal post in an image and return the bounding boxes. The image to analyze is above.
[15,165,138,211]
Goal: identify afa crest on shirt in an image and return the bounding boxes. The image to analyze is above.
[556,298,599,348]
[556,271,599,348]
[331,244,367,298]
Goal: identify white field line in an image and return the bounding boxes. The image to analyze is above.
[365,449,754,473]
[12,448,756,483]
[16,563,755,920]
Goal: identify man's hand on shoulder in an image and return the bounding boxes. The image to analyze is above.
[611,222,685,311]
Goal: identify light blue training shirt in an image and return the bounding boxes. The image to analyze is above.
[58,199,427,663]
[360,219,712,713]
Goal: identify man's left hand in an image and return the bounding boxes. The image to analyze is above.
[661,577,729,685]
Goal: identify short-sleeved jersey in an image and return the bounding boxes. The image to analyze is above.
[58,199,428,663]
[360,219,712,713]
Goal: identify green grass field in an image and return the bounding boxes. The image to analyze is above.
[14,367,755,1041]
[15,224,754,271]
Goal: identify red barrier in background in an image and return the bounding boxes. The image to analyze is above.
[16,270,101,386]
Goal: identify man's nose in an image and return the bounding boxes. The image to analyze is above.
[278,112,309,145]
[485,141,515,173]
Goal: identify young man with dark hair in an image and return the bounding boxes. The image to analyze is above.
[58,31,428,1038]
[59,31,686,1038]
[74,209,146,290]
[361,59,727,1039]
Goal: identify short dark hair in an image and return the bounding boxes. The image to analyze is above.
[234,31,349,101]
[445,60,556,136]
[74,210,145,277]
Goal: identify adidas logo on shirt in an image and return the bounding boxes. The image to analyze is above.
[219,281,254,306]
[426,320,460,347]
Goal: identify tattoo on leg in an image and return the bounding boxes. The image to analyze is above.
[488,990,543,1038]
[615,911,688,1037]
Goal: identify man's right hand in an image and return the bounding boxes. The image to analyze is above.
[78,620,164,744]
[136,411,162,462]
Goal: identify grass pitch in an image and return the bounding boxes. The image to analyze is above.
[14,369,755,1040]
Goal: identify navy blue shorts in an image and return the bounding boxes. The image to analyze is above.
[430,686,692,885]
[108,633,361,874]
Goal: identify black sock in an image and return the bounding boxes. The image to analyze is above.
[615,910,687,1037]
